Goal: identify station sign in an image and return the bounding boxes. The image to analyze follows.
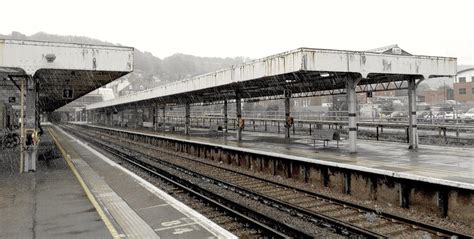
[63,89,74,99]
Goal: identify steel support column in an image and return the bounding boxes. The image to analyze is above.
[133,104,138,128]
[224,99,228,133]
[346,77,360,153]
[236,93,242,141]
[105,108,110,126]
[109,108,113,126]
[408,79,418,149]
[120,109,125,127]
[138,104,144,128]
[99,110,103,125]
[185,103,191,135]
[153,103,158,131]
[22,77,38,172]
[162,105,166,130]
[284,90,291,139]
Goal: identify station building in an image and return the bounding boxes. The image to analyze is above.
[454,66,474,103]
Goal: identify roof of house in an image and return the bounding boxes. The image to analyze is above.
[457,65,474,74]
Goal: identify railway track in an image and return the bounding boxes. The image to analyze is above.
[60,125,314,238]
[63,124,472,238]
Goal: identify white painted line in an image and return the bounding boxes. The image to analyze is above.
[58,126,238,239]
[81,124,474,190]
[136,203,169,211]
[155,222,198,231]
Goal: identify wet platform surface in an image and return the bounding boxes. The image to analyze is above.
[50,126,235,239]
[0,130,110,239]
[82,124,474,190]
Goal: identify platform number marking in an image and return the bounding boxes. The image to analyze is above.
[158,218,196,235]
[173,227,194,235]
[161,220,182,227]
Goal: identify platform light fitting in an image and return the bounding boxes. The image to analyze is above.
[45,54,56,63]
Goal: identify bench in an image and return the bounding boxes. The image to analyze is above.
[311,129,341,148]
[208,125,224,137]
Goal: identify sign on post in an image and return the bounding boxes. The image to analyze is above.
[63,89,73,99]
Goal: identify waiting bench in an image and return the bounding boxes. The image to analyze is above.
[208,125,224,137]
[311,129,341,148]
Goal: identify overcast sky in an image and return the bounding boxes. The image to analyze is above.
[1,0,473,64]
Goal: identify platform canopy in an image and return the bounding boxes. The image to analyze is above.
[86,46,456,110]
[0,39,134,112]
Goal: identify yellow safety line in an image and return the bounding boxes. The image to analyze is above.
[48,128,120,239]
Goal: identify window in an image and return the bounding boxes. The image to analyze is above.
[472,88,474,94]
[458,77,466,83]
[472,76,474,82]
[459,88,466,94]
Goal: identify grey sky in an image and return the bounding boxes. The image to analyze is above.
[1,0,473,64]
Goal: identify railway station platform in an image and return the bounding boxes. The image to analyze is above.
[0,125,235,238]
[81,123,474,190]
[0,129,110,238]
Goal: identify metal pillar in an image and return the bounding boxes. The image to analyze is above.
[120,109,125,127]
[109,108,113,126]
[137,105,143,128]
[224,99,228,133]
[22,77,39,172]
[162,105,166,130]
[153,104,158,131]
[133,104,138,128]
[236,94,242,141]
[284,90,291,139]
[149,106,154,128]
[185,103,191,135]
[105,109,110,126]
[346,78,359,153]
[99,110,103,125]
[408,79,418,149]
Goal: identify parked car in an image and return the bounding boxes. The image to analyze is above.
[417,111,431,122]
[444,112,456,122]
[387,111,408,122]
[460,108,474,123]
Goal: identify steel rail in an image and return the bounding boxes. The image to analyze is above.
[65,125,384,238]
[75,124,472,239]
[64,125,312,239]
